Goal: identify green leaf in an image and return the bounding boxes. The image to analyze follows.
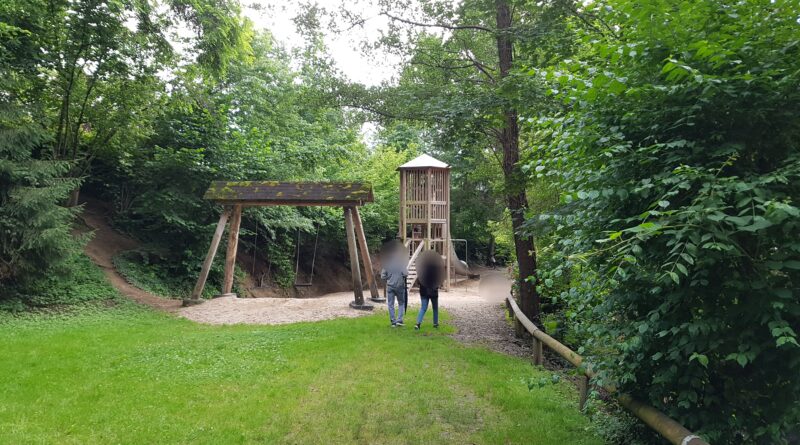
[690,353,709,368]
[784,261,800,270]
[667,271,680,284]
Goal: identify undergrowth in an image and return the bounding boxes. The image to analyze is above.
[113,249,243,299]
[0,254,118,311]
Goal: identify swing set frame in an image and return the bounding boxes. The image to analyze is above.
[183,181,383,309]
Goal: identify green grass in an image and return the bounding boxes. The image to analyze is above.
[0,301,602,445]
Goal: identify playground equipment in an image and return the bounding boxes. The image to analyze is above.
[184,181,380,309]
[398,154,471,291]
[293,225,320,287]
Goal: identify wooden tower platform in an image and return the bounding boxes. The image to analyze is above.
[398,154,452,291]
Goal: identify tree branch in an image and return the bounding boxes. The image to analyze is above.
[381,12,494,33]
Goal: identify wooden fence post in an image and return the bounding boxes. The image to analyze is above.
[532,337,544,366]
[578,375,589,411]
[514,317,525,338]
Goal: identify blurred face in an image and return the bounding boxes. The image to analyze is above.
[380,240,407,265]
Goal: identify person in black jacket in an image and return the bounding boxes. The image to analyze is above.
[415,249,444,330]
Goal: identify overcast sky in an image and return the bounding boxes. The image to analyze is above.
[242,1,401,86]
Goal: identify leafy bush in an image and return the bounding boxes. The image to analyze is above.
[583,393,652,445]
[113,248,250,299]
[527,1,800,442]
[113,250,193,298]
[2,254,118,310]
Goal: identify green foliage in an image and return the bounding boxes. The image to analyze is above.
[0,25,83,292]
[487,209,515,264]
[340,142,417,245]
[583,393,653,445]
[85,32,366,290]
[2,254,118,310]
[113,248,248,298]
[527,1,800,442]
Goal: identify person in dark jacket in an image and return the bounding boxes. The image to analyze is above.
[415,250,444,330]
[380,239,408,327]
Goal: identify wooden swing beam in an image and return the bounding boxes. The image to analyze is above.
[184,181,380,308]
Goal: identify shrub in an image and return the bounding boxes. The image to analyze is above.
[528,1,800,442]
[3,254,118,309]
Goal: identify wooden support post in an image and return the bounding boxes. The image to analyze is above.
[344,207,371,310]
[532,337,544,366]
[514,317,525,338]
[185,208,231,305]
[352,206,382,302]
[445,169,451,291]
[578,375,590,411]
[221,204,242,296]
[425,168,432,249]
[399,170,406,240]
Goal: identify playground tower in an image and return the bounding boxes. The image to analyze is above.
[398,154,453,290]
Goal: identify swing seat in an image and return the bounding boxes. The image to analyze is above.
[293,225,320,288]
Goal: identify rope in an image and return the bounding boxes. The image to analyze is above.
[252,223,258,277]
[294,224,320,286]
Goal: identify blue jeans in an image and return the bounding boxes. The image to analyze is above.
[387,285,405,323]
[416,296,438,326]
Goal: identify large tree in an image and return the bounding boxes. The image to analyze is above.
[4,0,252,205]
[329,0,574,320]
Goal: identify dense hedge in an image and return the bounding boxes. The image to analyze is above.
[528,1,800,443]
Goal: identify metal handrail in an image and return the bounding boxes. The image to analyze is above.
[506,296,710,445]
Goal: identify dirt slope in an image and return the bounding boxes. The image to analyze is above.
[80,200,181,312]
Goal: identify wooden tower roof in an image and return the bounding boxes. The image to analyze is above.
[398,154,450,170]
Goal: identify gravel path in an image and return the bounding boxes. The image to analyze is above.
[179,291,373,325]
[178,269,530,358]
[443,271,532,358]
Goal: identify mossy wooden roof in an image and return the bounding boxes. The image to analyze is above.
[203,181,374,207]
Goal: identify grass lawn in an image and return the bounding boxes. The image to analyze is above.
[0,301,602,445]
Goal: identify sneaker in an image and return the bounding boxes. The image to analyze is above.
[433,324,439,329]
[391,322,397,328]
[414,324,420,330]
[396,321,405,327]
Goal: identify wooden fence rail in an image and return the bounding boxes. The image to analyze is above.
[505,296,710,445]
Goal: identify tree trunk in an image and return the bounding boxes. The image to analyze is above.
[495,0,540,321]
[66,187,80,207]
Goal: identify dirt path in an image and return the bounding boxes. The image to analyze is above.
[442,270,531,357]
[81,202,181,312]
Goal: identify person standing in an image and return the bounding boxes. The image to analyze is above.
[381,248,408,327]
[415,250,444,330]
